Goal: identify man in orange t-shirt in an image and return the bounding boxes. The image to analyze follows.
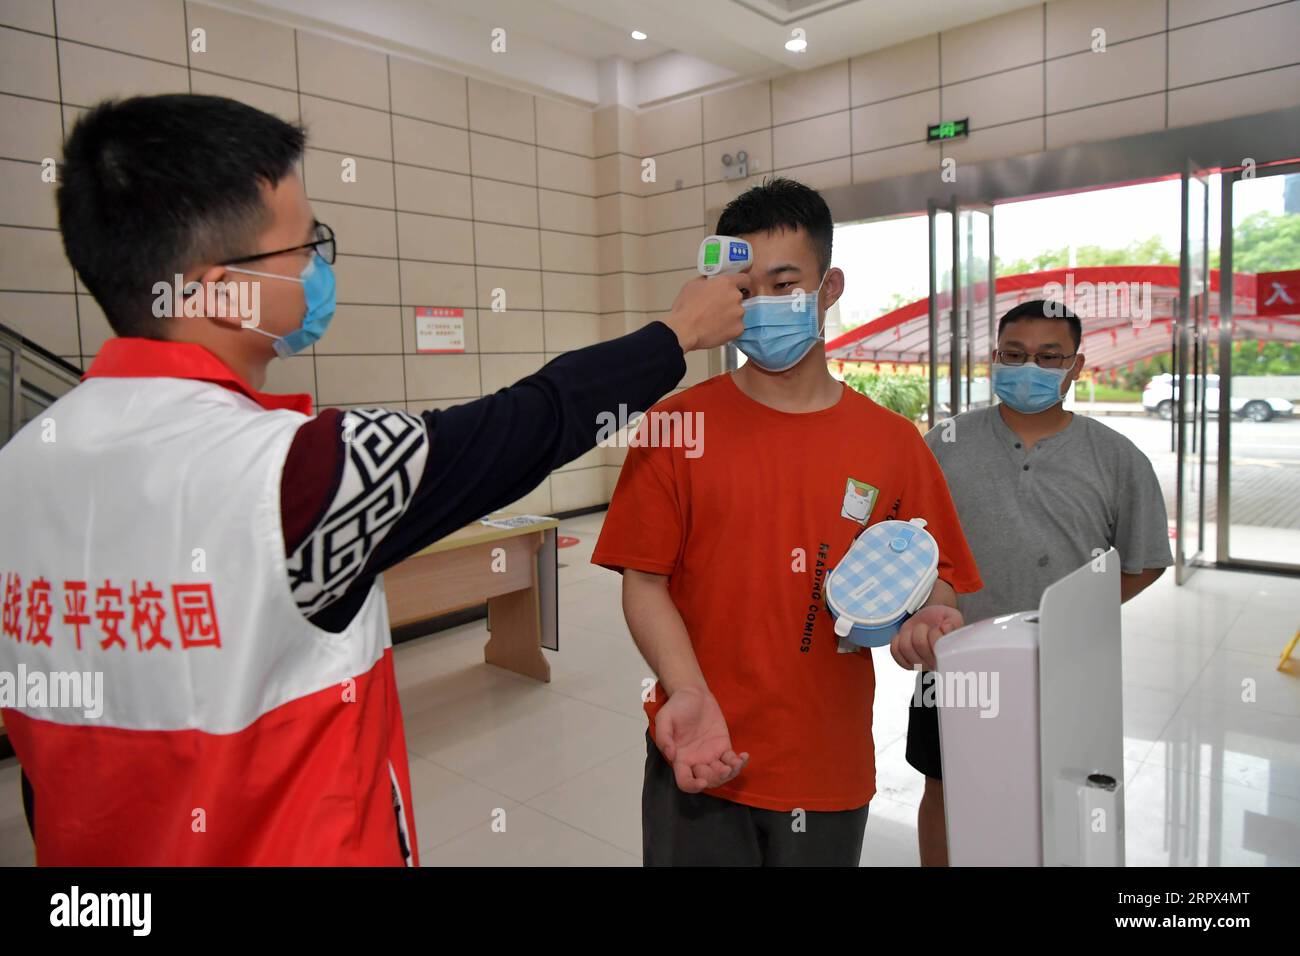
[592,178,982,866]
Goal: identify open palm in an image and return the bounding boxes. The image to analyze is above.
[654,686,749,793]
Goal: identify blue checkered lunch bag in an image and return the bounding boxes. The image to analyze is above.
[825,517,939,648]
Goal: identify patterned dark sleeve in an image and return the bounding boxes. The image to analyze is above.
[281,319,687,632]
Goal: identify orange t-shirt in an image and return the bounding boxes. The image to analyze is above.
[591,373,982,812]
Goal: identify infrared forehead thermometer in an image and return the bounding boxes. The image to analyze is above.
[698,235,752,276]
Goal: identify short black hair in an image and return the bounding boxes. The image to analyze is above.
[997,299,1082,350]
[57,94,306,339]
[716,176,833,275]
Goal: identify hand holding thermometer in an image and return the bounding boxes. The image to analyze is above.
[698,235,752,276]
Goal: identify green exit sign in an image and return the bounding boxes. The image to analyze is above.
[927,118,970,142]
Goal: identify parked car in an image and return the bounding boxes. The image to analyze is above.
[1142,373,1295,422]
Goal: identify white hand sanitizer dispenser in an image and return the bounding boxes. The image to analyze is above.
[934,548,1125,866]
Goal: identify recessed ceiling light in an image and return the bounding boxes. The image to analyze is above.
[631,30,647,40]
[785,36,807,53]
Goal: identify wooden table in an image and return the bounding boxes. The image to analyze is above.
[383,514,560,682]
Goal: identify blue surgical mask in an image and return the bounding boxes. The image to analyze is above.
[992,360,1072,414]
[228,253,337,358]
[735,274,827,372]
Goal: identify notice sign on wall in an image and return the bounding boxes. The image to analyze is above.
[415,307,465,353]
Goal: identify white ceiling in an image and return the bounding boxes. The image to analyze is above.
[223,0,1049,106]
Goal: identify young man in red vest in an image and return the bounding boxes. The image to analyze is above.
[0,94,746,865]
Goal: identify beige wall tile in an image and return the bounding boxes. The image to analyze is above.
[332,253,399,305]
[472,177,538,228]
[0,25,57,99]
[539,230,598,274]
[470,131,537,186]
[481,352,545,393]
[301,95,393,161]
[468,78,534,142]
[702,79,771,141]
[638,98,701,155]
[506,479,551,515]
[76,292,112,354]
[554,446,603,473]
[850,34,939,105]
[644,268,693,312]
[315,354,404,405]
[0,0,54,32]
[0,93,62,163]
[1170,3,1300,88]
[475,221,541,270]
[297,31,388,110]
[1046,92,1166,150]
[643,145,702,196]
[772,156,851,192]
[1046,0,1166,58]
[592,154,620,196]
[538,147,595,195]
[392,115,470,173]
[389,57,467,128]
[642,227,699,273]
[57,40,188,107]
[394,164,471,218]
[1167,63,1300,127]
[550,467,605,512]
[772,60,850,125]
[536,96,593,156]
[941,5,1043,85]
[539,189,597,234]
[852,142,939,183]
[310,200,396,258]
[1047,35,1166,114]
[0,157,57,227]
[305,148,395,208]
[186,3,296,89]
[263,354,316,397]
[397,212,474,263]
[58,0,186,64]
[542,272,598,312]
[642,187,704,234]
[851,89,938,152]
[479,266,542,311]
[943,117,1043,165]
[190,71,299,123]
[943,63,1043,129]
[0,225,73,291]
[543,311,600,351]
[403,353,480,400]
[0,291,78,355]
[400,260,476,307]
[478,309,544,352]
[314,304,403,354]
[1170,0,1276,29]
[773,110,850,169]
[594,104,635,155]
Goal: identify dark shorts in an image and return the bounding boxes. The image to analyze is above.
[905,670,943,781]
[641,732,869,866]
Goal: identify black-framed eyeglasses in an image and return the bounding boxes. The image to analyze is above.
[220,221,336,267]
[994,348,1077,369]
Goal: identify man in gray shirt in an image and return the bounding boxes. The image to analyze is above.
[895,299,1173,866]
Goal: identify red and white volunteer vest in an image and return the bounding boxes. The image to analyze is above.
[0,376,418,865]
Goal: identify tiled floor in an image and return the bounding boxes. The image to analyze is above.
[1,510,1297,866]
